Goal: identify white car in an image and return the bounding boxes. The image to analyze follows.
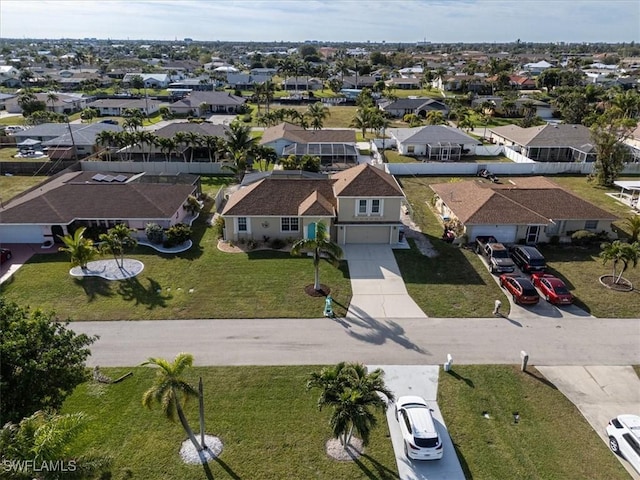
[606,414,640,474]
[395,395,443,460]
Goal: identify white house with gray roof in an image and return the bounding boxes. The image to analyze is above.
[388,126,480,161]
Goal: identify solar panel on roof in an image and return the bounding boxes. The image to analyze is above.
[102,175,115,182]
[114,174,127,182]
[92,174,106,181]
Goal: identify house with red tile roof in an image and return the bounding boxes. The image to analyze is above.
[430,176,617,244]
[221,163,405,245]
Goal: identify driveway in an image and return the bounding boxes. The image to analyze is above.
[538,366,640,480]
[0,243,56,284]
[368,365,465,480]
[343,244,427,319]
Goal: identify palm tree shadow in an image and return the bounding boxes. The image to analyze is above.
[213,457,242,480]
[117,277,171,309]
[358,453,399,479]
[74,277,114,301]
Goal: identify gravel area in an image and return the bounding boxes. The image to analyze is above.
[401,210,439,258]
[69,259,144,280]
[325,437,364,461]
[180,435,223,464]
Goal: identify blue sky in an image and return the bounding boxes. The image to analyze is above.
[1,0,638,43]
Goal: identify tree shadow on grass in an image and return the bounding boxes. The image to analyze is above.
[74,277,114,301]
[356,453,399,480]
[212,457,242,480]
[117,277,171,309]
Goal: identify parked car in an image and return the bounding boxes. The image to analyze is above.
[0,248,12,264]
[531,273,574,305]
[395,395,443,461]
[3,125,25,135]
[606,414,640,474]
[499,274,540,305]
[99,119,119,125]
[510,245,546,273]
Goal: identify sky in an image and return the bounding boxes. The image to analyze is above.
[0,0,638,44]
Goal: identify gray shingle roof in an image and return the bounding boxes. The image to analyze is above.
[490,124,592,148]
[389,125,479,144]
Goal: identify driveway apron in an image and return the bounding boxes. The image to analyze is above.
[343,244,427,319]
[538,365,640,479]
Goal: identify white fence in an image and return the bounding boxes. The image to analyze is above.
[80,160,229,175]
[503,146,535,163]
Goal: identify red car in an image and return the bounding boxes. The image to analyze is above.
[531,273,575,305]
[499,274,540,305]
[0,248,12,264]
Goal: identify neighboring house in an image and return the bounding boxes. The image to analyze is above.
[379,98,448,119]
[471,96,553,119]
[168,78,215,91]
[488,124,596,162]
[221,163,405,245]
[0,65,20,87]
[433,74,489,93]
[122,73,171,89]
[12,123,122,160]
[430,176,617,244]
[5,92,90,114]
[169,91,246,116]
[0,92,17,110]
[0,170,199,244]
[522,60,554,75]
[387,125,480,161]
[385,77,421,90]
[260,122,357,166]
[86,98,161,116]
[226,73,271,90]
[281,77,323,91]
[623,122,640,163]
[340,75,379,89]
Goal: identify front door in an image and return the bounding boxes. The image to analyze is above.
[307,222,316,240]
[526,225,540,244]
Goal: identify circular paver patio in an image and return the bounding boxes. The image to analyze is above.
[69,259,144,280]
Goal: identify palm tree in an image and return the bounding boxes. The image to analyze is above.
[224,121,257,175]
[425,110,447,126]
[185,131,202,162]
[307,362,394,449]
[96,130,115,161]
[201,135,225,163]
[290,222,343,291]
[136,130,157,162]
[98,224,137,268]
[306,102,330,131]
[350,109,371,138]
[624,215,640,242]
[156,136,178,162]
[600,240,640,284]
[142,353,203,452]
[58,227,97,271]
[173,131,190,162]
[46,91,58,112]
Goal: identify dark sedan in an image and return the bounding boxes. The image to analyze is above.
[0,248,12,264]
[499,274,540,305]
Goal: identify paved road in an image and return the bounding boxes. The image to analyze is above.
[70,316,640,367]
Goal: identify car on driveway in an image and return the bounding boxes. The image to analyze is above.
[510,245,546,273]
[395,395,443,461]
[606,414,640,474]
[531,273,574,305]
[0,248,12,264]
[499,274,540,305]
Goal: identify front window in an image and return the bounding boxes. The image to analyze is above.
[585,220,598,230]
[237,217,247,232]
[358,200,368,215]
[281,217,299,232]
[371,199,381,214]
[356,199,383,216]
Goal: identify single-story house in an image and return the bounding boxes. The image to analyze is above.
[0,171,199,244]
[339,75,379,89]
[221,163,405,245]
[471,96,553,119]
[488,124,596,162]
[387,125,480,161]
[430,176,617,244]
[260,122,358,166]
[168,78,216,91]
[225,73,271,90]
[86,98,161,117]
[169,91,246,116]
[12,123,122,159]
[5,92,90,114]
[122,73,171,89]
[281,77,324,91]
[379,98,448,118]
[385,77,421,90]
[523,60,554,75]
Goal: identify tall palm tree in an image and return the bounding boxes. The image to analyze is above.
[142,353,203,452]
[185,131,202,162]
[201,135,225,163]
[624,215,640,242]
[306,102,330,131]
[58,227,97,270]
[224,121,257,175]
[98,223,137,268]
[350,109,371,138]
[290,222,342,291]
[136,130,157,162]
[46,91,58,112]
[156,136,177,162]
[600,240,640,284]
[173,131,190,162]
[95,130,115,161]
[307,362,394,449]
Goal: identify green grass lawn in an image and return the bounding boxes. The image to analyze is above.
[0,174,48,201]
[0,116,26,126]
[61,366,399,480]
[439,365,628,480]
[0,198,352,321]
[397,176,640,318]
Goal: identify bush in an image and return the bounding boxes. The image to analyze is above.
[164,223,192,247]
[270,238,286,250]
[145,223,164,244]
[213,216,225,239]
[571,230,597,246]
[549,235,560,245]
[242,114,252,123]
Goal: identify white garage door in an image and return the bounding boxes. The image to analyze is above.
[469,225,517,244]
[345,226,391,244]
[0,225,45,244]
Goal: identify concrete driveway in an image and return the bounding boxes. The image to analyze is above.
[538,366,640,479]
[0,243,57,284]
[343,244,427,319]
[368,365,465,480]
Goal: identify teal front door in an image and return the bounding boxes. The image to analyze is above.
[307,223,316,239]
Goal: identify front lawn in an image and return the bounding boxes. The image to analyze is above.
[439,365,628,479]
[0,200,352,321]
[0,174,48,200]
[61,366,399,480]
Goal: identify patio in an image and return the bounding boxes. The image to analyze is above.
[607,180,640,212]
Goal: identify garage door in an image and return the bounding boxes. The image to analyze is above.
[0,225,45,244]
[345,226,391,244]
[469,225,517,244]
